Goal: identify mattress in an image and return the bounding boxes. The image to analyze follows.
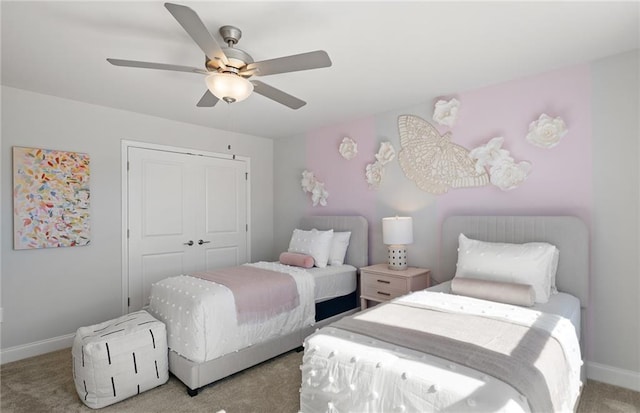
[428,281,582,339]
[148,262,315,363]
[306,264,357,303]
[301,289,582,413]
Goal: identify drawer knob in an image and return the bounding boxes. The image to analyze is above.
[377,279,390,284]
[377,291,391,296]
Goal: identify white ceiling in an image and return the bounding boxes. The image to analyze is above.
[2,1,638,139]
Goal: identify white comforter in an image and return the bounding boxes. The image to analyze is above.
[301,290,582,413]
[148,262,315,363]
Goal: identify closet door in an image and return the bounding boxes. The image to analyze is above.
[127,147,248,311]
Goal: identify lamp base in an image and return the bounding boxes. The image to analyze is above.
[387,244,408,271]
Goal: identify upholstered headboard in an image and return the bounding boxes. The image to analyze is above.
[300,216,369,269]
[441,216,589,307]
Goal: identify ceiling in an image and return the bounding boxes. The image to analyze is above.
[2,1,638,139]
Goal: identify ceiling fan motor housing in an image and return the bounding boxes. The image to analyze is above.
[206,47,253,75]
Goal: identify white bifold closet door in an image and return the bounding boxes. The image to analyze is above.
[127,147,248,311]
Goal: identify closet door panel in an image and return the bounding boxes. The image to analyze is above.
[199,157,248,269]
[128,147,199,310]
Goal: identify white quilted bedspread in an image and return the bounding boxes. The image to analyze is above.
[300,290,582,413]
[148,262,315,363]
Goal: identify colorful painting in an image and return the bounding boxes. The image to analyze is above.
[13,147,90,249]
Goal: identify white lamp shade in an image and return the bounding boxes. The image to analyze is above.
[205,73,253,103]
[382,216,413,245]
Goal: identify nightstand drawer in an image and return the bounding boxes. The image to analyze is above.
[361,283,406,301]
[359,264,431,310]
[362,273,407,291]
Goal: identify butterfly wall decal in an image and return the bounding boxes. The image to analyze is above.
[397,115,489,194]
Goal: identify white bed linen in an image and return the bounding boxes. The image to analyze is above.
[429,281,582,340]
[306,264,357,303]
[148,262,315,363]
[301,290,582,413]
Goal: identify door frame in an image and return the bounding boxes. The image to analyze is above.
[120,140,251,314]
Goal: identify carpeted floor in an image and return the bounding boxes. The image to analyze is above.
[2,348,639,412]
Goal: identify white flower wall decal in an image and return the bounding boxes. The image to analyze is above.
[469,137,531,191]
[375,141,396,165]
[489,160,532,191]
[365,161,384,189]
[364,141,396,190]
[300,170,329,206]
[300,170,316,192]
[468,137,513,173]
[432,98,460,127]
[310,181,329,207]
[339,137,358,160]
[526,113,568,148]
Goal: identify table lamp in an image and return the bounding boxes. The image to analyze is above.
[382,216,413,270]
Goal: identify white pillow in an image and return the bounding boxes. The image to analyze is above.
[328,232,351,266]
[288,228,334,268]
[454,234,559,303]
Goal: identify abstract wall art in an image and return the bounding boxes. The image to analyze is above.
[13,146,91,249]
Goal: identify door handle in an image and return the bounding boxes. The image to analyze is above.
[198,239,211,245]
[184,240,194,246]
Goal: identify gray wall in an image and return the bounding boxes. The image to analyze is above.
[1,86,274,353]
[273,134,307,256]
[590,50,639,381]
[273,51,640,388]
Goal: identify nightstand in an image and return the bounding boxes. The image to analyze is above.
[360,264,430,309]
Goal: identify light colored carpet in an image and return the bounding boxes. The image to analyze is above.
[2,348,639,412]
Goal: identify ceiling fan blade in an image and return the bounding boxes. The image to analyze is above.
[242,50,331,77]
[196,90,219,107]
[251,80,306,110]
[164,3,229,66]
[107,58,208,75]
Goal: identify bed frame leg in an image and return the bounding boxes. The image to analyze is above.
[187,387,199,397]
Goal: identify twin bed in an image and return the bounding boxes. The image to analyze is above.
[148,215,368,396]
[301,215,588,412]
[147,214,588,412]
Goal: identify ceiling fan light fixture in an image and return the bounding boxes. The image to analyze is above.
[205,72,253,103]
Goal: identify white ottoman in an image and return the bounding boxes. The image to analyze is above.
[72,310,169,409]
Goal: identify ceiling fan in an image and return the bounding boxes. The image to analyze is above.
[107,2,332,109]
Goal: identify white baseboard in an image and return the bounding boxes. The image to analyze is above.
[587,361,640,392]
[1,333,75,364]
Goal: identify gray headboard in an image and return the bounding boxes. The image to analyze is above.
[300,216,369,269]
[441,216,589,307]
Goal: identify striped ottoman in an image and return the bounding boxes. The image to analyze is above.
[72,310,168,409]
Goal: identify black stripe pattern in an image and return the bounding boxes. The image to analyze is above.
[149,330,156,349]
[132,352,137,374]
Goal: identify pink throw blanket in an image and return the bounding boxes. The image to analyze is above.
[190,265,300,324]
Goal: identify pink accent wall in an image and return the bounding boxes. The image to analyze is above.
[435,64,592,225]
[305,117,377,224]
